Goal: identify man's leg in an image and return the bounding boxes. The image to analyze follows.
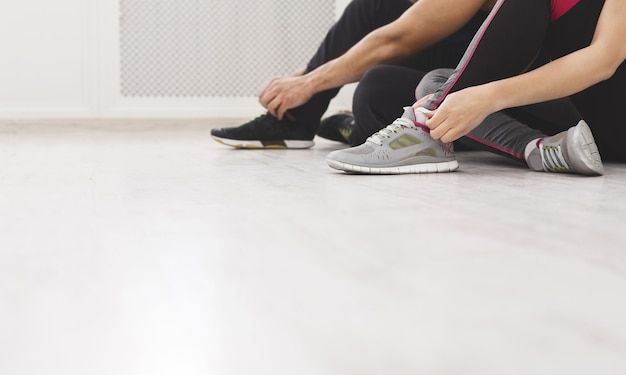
[349,11,488,145]
[290,0,414,127]
[211,0,414,148]
[351,65,426,145]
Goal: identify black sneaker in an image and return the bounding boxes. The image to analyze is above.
[317,111,355,144]
[211,112,315,149]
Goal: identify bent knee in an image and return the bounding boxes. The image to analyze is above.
[415,68,453,98]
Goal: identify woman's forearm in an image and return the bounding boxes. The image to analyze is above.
[483,0,626,114]
[485,45,620,113]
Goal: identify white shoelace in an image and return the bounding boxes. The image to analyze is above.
[367,117,414,146]
[540,144,570,172]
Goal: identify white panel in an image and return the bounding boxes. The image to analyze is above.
[100,0,352,118]
[119,0,335,98]
[0,0,351,118]
[0,0,94,116]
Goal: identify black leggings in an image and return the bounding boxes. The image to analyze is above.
[422,0,626,161]
[287,0,485,144]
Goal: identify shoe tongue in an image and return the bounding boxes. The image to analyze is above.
[398,106,433,136]
[400,106,429,129]
[401,106,416,122]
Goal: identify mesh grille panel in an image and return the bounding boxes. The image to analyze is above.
[120,0,335,98]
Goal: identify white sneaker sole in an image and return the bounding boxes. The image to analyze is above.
[327,159,459,174]
[212,135,314,149]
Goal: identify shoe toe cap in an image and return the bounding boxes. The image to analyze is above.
[327,144,374,164]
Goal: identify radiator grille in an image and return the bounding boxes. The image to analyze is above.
[120,0,335,98]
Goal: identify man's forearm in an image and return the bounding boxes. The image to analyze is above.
[299,0,487,96]
[300,29,408,94]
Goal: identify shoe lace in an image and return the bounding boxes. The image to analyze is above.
[256,111,274,123]
[540,143,570,172]
[367,117,413,146]
[245,111,280,129]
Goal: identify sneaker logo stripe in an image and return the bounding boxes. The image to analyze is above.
[389,134,421,150]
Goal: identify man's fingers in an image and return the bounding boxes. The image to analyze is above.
[266,97,279,118]
[259,90,272,108]
[258,78,276,100]
[276,105,286,120]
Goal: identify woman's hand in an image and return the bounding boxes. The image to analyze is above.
[422,86,495,142]
[412,93,434,110]
[258,76,315,120]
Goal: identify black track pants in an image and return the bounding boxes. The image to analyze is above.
[289,0,413,136]
[286,0,485,142]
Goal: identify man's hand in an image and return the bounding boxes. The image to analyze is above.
[258,76,315,120]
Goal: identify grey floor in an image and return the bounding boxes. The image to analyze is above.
[1,119,626,375]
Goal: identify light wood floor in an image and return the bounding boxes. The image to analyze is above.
[1,119,626,375]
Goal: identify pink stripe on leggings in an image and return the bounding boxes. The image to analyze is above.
[431,0,506,110]
[465,133,523,159]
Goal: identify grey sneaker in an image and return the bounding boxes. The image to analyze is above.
[526,120,604,176]
[326,107,458,174]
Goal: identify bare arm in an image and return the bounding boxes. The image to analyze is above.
[260,0,489,119]
[488,0,626,111]
[426,0,626,142]
[299,0,488,93]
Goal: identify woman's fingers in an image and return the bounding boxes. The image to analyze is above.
[413,93,434,108]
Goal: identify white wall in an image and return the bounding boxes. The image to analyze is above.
[0,0,96,117]
[0,0,353,119]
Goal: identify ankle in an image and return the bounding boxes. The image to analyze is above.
[524,138,543,171]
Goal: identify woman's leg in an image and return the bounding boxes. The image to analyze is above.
[571,63,626,161]
[418,65,604,174]
[426,0,550,108]
[546,0,626,161]
[418,68,581,160]
[418,0,553,160]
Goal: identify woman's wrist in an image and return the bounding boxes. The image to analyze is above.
[477,82,507,114]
